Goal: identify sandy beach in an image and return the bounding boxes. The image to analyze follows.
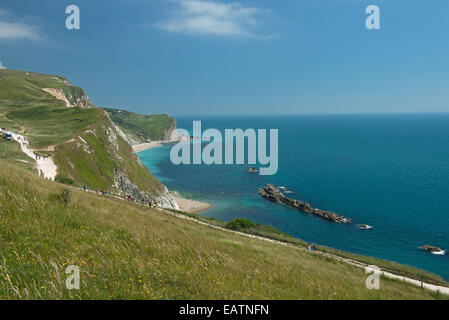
[132,141,165,152]
[173,196,212,213]
[133,141,212,213]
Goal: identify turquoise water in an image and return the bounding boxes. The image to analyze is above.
[138,114,449,280]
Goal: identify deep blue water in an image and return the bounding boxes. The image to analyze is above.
[138,114,449,280]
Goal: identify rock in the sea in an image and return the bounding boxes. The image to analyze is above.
[420,245,446,255]
[358,224,373,230]
[248,166,257,173]
[258,184,351,223]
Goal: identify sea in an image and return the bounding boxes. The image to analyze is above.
[138,114,449,280]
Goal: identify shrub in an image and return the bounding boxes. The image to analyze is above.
[55,174,74,185]
[225,218,258,231]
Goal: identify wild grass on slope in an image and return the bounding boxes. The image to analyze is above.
[167,209,448,287]
[0,161,444,299]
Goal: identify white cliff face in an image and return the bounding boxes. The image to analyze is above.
[103,116,179,210]
[157,185,180,210]
[41,87,92,109]
[103,111,139,146]
[163,119,177,141]
[42,88,75,108]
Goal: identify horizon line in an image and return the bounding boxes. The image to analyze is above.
[169,111,449,117]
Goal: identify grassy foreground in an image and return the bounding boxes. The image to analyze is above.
[170,212,447,287]
[0,161,444,299]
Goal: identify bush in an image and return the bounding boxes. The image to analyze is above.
[55,174,74,185]
[225,218,258,231]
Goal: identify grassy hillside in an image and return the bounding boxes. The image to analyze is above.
[0,161,445,300]
[0,69,170,202]
[0,139,36,172]
[0,70,95,149]
[53,115,162,195]
[104,108,176,143]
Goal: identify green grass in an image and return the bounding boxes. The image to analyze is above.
[0,139,36,172]
[53,115,163,194]
[6,105,100,149]
[0,69,98,149]
[166,210,448,287]
[104,107,175,142]
[0,160,445,300]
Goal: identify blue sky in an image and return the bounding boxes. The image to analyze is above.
[1,0,448,115]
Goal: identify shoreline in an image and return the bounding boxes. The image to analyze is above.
[132,141,213,214]
[132,141,166,153]
[172,196,212,213]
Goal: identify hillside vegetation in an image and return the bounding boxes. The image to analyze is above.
[0,161,444,299]
[104,108,176,143]
[0,70,95,149]
[0,69,175,204]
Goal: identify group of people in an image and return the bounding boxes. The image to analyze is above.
[307,243,317,251]
[126,194,158,208]
[81,185,159,208]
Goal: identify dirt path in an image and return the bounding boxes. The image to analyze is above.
[10,132,57,180]
[70,182,449,296]
[92,185,449,296]
[159,207,449,296]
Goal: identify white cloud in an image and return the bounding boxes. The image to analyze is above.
[0,8,42,41]
[0,61,6,69]
[0,8,9,18]
[155,0,270,37]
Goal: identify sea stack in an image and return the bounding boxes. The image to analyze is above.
[248,166,257,173]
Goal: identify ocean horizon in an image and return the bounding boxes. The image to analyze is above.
[138,113,449,280]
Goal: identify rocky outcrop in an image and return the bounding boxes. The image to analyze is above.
[157,185,180,210]
[43,87,92,108]
[420,245,446,255]
[73,94,92,108]
[113,169,179,210]
[163,119,177,141]
[258,184,351,223]
[357,224,373,230]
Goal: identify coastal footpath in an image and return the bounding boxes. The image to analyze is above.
[156,205,449,296]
